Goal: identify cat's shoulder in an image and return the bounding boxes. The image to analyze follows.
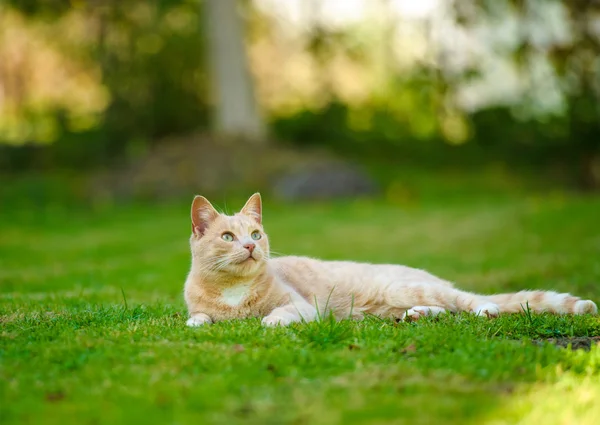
[270,255,317,267]
[269,255,362,269]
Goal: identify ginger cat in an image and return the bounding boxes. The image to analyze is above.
[184,193,597,326]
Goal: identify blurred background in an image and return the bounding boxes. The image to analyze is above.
[2,5,600,422]
[1,0,599,207]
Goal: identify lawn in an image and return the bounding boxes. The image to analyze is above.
[2,185,600,425]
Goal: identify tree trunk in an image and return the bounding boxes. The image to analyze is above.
[204,0,265,142]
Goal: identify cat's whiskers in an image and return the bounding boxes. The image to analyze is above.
[213,258,234,271]
[196,248,259,278]
[196,253,233,276]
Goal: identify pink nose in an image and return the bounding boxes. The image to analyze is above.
[243,243,255,253]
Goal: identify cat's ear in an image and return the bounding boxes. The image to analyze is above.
[240,192,262,224]
[191,195,219,237]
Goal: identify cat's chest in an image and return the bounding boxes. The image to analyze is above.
[220,284,251,307]
[206,283,265,320]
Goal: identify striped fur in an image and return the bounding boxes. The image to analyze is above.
[184,194,597,327]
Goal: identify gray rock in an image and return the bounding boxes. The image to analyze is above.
[272,162,378,201]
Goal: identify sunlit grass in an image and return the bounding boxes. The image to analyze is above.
[1,192,600,424]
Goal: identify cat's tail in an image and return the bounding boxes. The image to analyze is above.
[485,291,597,315]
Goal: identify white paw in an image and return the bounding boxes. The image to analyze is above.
[474,303,500,318]
[186,315,212,327]
[574,300,598,315]
[403,306,446,321]
[261,314,293,327]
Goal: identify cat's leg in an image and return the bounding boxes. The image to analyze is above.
[186,312,213,327]
[184,282,213,326]
[262,290,317,327]
[262,303,317,326]
[485,291,597,315]
[384,282,500,317]
[403,306,447,321]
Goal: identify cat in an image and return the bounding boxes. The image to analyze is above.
[184,193,598,326]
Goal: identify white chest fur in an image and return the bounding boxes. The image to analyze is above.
[221,284,251,307]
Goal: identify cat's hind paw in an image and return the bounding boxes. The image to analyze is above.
[474,303,500,318]
[574,300,598,315]
[403,306,446,322]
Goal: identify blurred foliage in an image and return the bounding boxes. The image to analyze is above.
[0,0,599,188]
[268,0,600,188]
[0,0,210,167]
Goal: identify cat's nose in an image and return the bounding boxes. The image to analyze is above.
[243,243,255,253]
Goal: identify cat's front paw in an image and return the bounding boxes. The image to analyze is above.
[261,314,293,327]
[186,313,212,327]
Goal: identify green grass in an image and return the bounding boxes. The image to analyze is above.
[2,190,600,425]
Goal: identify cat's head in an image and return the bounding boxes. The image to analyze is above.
[189,193,270,278]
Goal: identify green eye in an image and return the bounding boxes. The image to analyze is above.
[221,232,234,242]
[251,230,261,240]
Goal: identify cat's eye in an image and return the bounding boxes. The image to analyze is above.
[251,230,261,240]
[221,232,234,242]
